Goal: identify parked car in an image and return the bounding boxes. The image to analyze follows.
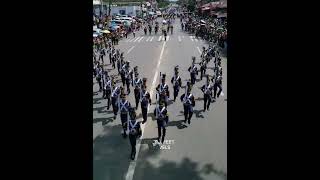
[156,11,162,17]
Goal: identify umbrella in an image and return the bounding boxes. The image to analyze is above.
[111,25,120,30]
[162,20,167,23]
[123,20,131,27]
[94,28,102,33]
[101,29,110,34]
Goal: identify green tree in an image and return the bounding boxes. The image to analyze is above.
[186,0,196,11]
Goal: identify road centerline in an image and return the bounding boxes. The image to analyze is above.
[127,46,135,54]
[125,41,166,180]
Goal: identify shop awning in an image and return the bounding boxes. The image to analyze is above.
[202,7,210,11]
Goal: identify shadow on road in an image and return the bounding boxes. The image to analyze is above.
[93,96,103,104]
[93,105,113,114]
[93,124,130,180]
[167,120,188,129]
[136,112,156,121]
[177,110,204,119]
[93,117,114,125]
[193,109,204,118]
[133,157,227,180]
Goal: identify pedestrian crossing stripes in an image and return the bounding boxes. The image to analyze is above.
[190,36,194,42]
[138,37,144,42]
[133,37,140,42]
[123,36,204,43]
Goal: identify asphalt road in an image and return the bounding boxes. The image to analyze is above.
[93,18,227,180]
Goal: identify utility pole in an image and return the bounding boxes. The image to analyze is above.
[108,0,112,16]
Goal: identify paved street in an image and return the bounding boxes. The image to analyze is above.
[93,18,227,180]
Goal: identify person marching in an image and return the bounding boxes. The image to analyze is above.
[156,73,170,108]
[170,24,173,35]
[144,25,147,35]
[214,61,223,78]
[180,81,195,124]
[96,65,103,92]
[201,75,214,112]
[148,24,152,35]
[140,79,151,124]
[99,46,105,64]
[133,68,142,110]
[108,45,113,64]
[117,52,124,75]
[188,57,198,85]
[155,22,159,35]
[171,65,182,102]
[102,70,109,98]
[213,73,223,100]
[120,61,127,87]
[163,29,167,41]
[125,61,133,95]
[111,85,121,119]
[127,108,142,160]
[118,88,132,138]
[154,99,169,144]
[111,48,117,69]
[103,75,114,110]
[199,59,207,80]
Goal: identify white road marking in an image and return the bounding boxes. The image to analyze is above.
[133,37,140,42]
[190,36,194,42]
[197,46,201,54]
[167,36,170,41]
[178,36,181,42]
[158,36,162,41]
[195,38,198,42]
[127,46,135,54]
[138,37,144,42]
[125,39,130,42]
[125,41,166,180]
[145,37,150,42]
[150,36,154,42]
[129,38,136,42]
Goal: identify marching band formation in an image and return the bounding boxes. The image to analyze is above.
[93,22,224,162]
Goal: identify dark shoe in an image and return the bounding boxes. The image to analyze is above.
[142,120,146,124]
[188,119,191,124]
[113,115,116,119]
[184,120,187,123]
[131,152,136,160]
[161,137,165,144]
